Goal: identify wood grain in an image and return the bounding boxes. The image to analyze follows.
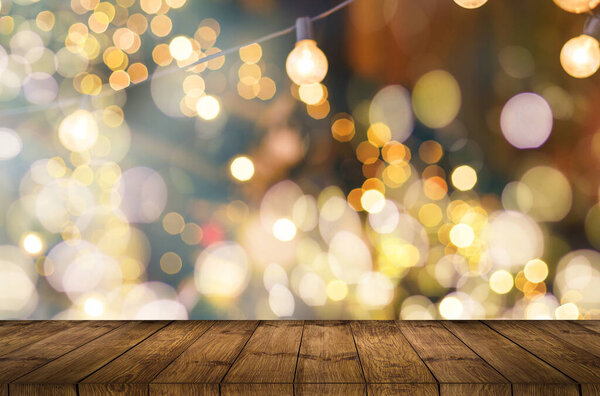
[486,320,600,383]
[443,321,573,384]
[16,321,167,384]
[534,320,600,358]
[582,384,600,396]
[221,384,293,396]
[397,321,508,384]
[10,384,77,396]
[0,384,6,396]
[223,321,302,384]
[79,383,146,396]
[82,321,213,384]
[295,321,364,384]
[295,383,365,396]
[351,321,435,384]
[0,321,75,357]
[149,384,218,395]
[440,384,510,396]
[577,320,600,334]
[512,384,580,396]
[0,321,120,382]
[367,384,438,396]
[153,320,258,383]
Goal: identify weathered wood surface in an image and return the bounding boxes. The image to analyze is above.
[0,320,598,395]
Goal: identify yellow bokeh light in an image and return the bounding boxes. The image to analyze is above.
[169,36,193,61]
[298,83,325,105]
[489,270,514,294]
[412,70,461,129]
[22,233,44,255]
[239,43,262,64]
[554,302,579,319]
[361,189,385,214]
[449,223,474,248]
[524,258,548,283]
[195,95,220,120]
[272,218,297,242]
[418,203,443,227]
[451,165,477,191]
[84,297,104,317]
[453,0,488,8]
[58,110,99,152]
[331,115,355,142]
[560,35,600,78]
[163,212,185,235]
[326,279,348,301]
[439,296,463,319]
[160,252,183,274]
[367,123,392,147]
[230,155,255,182]
[553,0,600,13]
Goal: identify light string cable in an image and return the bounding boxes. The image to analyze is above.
[0,0,355,117]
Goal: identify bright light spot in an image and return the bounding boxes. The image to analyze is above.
[269,283,294,317]
[230,155,254,182]
[500,93,553,149]
[554,0,600,13]
[451,165,477,191]
[412,70,461,129]
[449,223,475,248]
[489,270,514,294]
[286,39,328,85]
[22,233,43,255]
[0,128,22,160]
[272,218,296,242]
[519,166,572,222]
[326,279,348,301]
[561,35,600,78]
[58,110,98,152]
[369,85,413,142]
[454,0,488,8]
[555,302,579,319]
[195,242,249,298]
[524,259,548,283]
[169,35,192,61]
[196,95,220,120]
[298,83,324,105]
[439,296,463,319]
[299,272,327,306]
[356,272,394,308]
[361,189,386,213]
[84,297,104,317]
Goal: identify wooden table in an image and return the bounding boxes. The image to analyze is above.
[0,321,599,395]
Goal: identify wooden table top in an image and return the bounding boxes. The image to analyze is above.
[0,321,599,395]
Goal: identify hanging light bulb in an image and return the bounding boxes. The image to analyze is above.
[560,14,600,78]
[553,0,600,14]
[286,17,328,85]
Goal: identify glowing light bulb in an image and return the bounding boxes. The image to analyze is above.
[286,39,328,85]
[553,0,600,14]
[560,34,600,78]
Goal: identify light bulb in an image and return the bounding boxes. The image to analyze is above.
[286,39,328,85]
[553,0,600,14]
[560,34,600,78]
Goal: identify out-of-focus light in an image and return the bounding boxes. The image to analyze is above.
[160,252,183,274]
[22,233,43,255]
[555,302,579,319]
[356,272,394,308]
[451,165,477,191]
[500,93,553,149]
[0,128,22,160]
[449,223,474,248]
[524,258,548,283]
[58,110,99,152]
[196,95,220,120]
[163,212,185,235]
[454,0,488,8]
[286,39,328,85]
[553,0,600,14]
[519,166,572,222]
[195,242,249,298]
[361,189,386,213]
[169,36,192,61]
[84,297,103,317]
[560,35,600,78]
[369,85,413,142]
[298,83,325,105]
[412,70,461,129]
[439,296,463,319]
[272,218,296,241]
[326,279,348,301]
[269,284,295,317]
[230,156,254,182]
[489,270,514,294]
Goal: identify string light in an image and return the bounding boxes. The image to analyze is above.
[286,17,328,85]
[560,10,600,77]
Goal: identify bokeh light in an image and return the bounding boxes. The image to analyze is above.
[500,93,553,149]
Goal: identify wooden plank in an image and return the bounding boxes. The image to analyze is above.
[512,384,579,396]
[582,384,600,396]
[0,321,121,382]
[397,321,508,384]
[443,321,573,384]
[79,383,146,396]
[82,321,213,384]
[295,384,365,396]
[534,320,600,358]
[0,321,35,339]
[153,321,258,383]
[223,321,302,384]
[440,384,510,395]
[367,384,438,396]
[486,320,600,383]
[351,321,435,384]
[0,321,75,357]
[0,384,6,396]
[10,384,77,396]
[149,384,218,395]
[577,320,600,334]
[221,384,292,396]
[295,321,364,384]
[15,321,167,384]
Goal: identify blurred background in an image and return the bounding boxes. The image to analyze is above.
[0,0,599,320]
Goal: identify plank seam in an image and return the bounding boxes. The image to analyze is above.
[393,321,440,388]
[348,321,367,385]
[292,320,305,393]
[77,321,173,384]
[219,319,261,387]
[480,321,581,385]
[8,322,125,385]
[147,321,217,384]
